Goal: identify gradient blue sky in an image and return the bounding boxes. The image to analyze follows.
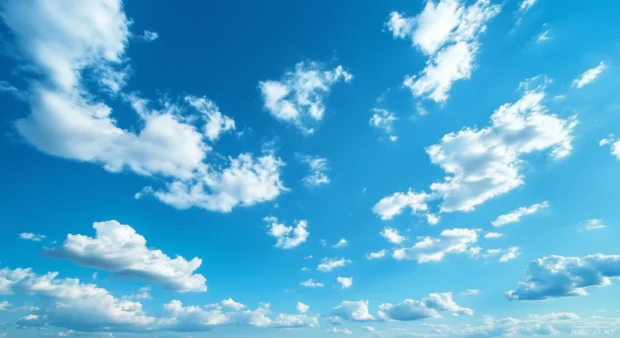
[1,0,620,337]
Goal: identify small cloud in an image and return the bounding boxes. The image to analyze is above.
[582,219,607,231]
[333,239,348,248]
[572,62,606,88]
[141,30,159,42]
[461,289,480,296]
[336,277,353,289]
[300,279,324,288]
[19,233,45,242]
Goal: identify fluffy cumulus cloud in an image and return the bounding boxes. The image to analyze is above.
[572,62,606,88]
[318,257,352,272]
[296,302,309,313]
[1,0,285,214]
[264,217,309,249]
[0,267,158,331]
[491,201,549,227]
[369,108,398,141]
[386,0,501,103]
[336,277,353,289]
[380,227,408,245]
[393,228,479,263]
[422,312,620,337]
[332,300,375,321]
[600,134,620,159]
[259,61,352,134]
[365,249,387,260]
[300,279,324,288]
[374,80,576,215]
[506,254,620,300]
[44,220,207,292]
[426,81,576,212]
[0,267,320,332]
[19,232,45,242]
[298,155,330,187]
[372,190,431,221]
[378,293,473,321]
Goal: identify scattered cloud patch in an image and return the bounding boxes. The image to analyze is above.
[318,257,352,272]
[337,277,353,289]
[365,249,387,260]
[141,29,159,42]
[333,238,348,248]
[582,219,607,231]
[372,190,430,220]
[259,61,352,134]
[327,327,353,335]
[332,300,375,321]
[506,254,620,300]
[369,108,398,140]
[19,232,45,242]
[386,0,501,102]
[393,228,479,263]
[491,201,549,227]
[380,227,408,245]
[265,217,309,249]
[572,62,606,88]
[600,135,620,159]
[44,220,207,292]
[461,289,480,296]
[484,232,503,239]
[298,155,330,187]
[296,302,309,313]
[300,279,324,288]
[378,293,473,321]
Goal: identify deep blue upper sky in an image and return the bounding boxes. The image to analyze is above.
[1,0,620,337]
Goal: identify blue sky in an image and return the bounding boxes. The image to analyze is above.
[1,0,620,337]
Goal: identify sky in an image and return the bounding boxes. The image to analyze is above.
[1,0,620,337]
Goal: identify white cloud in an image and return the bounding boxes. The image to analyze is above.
[537,29,551,43]
[393,228,479,263]
[378,293,473,321]
[332,300,375,321]
[327,327,353,335]
[0,301,11,311]
[582,219,607,231]
[491,201,549,227]
[124,286,152,300]
[600,134,620,159]
[318,257,352,272]
[296,302,309,313]
[19,232,45,242]
[499,246,520,262]
[506,254,620,300]
[337,277,353,289]
[519,0,537,12]
[1,0,286,214]
[298,155,330,187]
[369,108,398,140]
[372,190,430,220]
[386,0,501,103]
[264,217,309,249]
[300,279,324,288]
[259,61,352,134]
[425,81,576,212]
[221,298,246,311]
[365,249,387,260]
[141,29,159,42]
[380,227,408,245]
[149,153,287,213]
[333,238,348,248]
[420,312,620,337]
[184,95,236,141]
[0,267,157,331]
[482,246,520,262]
[44,220,206,292]
[484,232,503,239]
[572,62,606,88]
[362,326,383,337]
[460,289,480,296]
